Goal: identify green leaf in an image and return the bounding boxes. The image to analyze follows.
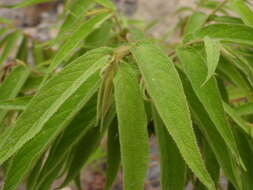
[34,96,97,190]
[0,31,22,64]
[60,107,115,188]
[235,103,253,116]
[3,0,52,8]
[177,68,241,188]
[0,65,30,124]
[114,62,149,190]
[217,56,252,98]
[152,107,186,190]
[2,72,102,190]
[94,0,116,10]
[0,48,111,166]
[184,11,207,36]
[177,47,241,165]
[203,36,221,84]
[209,15,244,24]
[230,0,253,27]
[0,96,31,110]
[55,0,93,44]
[47,12,112,74]
[131,42,215,189]
[104,119,121,190]
[223,102,253,137]
[184,24,253,46]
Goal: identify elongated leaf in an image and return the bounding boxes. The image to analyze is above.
[104,119,120,190]
[184,24,253,45]
[0,48,112,166]
[152,107,186,190]
[223,102,252,136]
[203,36,221,84]
[184,11,207,36]
[0,96,31,110]
[217,56,252,97]
[0,65,30,123]
[60,107,115,188]
[235,103,253,116]
[0,31,22,64]
[131,42,215,189]
[114,62,149,190]
[94,0,116,10]
[3,0,52,8]
[234,128,253,190]
[230,0,253,27]
[55,0,93,44]
[177,47,240,164]
[209,15,243,24]
[34,97,97,190]
[48,12,112,74]
[3,72,102,190]
[177,68,241,188]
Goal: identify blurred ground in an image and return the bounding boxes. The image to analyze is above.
[0,0,195,189]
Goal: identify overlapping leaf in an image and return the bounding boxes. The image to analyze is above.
[131,42,215,189]
[114,62,149,190]
[0,47,112,166]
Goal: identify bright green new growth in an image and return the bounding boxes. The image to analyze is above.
[0,0,253,190]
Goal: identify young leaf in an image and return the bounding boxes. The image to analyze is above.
[131,42,215,189]
[152,107,186,190]
[230,0,253,27]
[0,48,112,166]
[203,36,221,84]
[0,31,22,64]
[47,12,112,74]
[104,119,121,190]
[184,11,207,36]
[177,47,241,165]
[184,24,253,46]
[114,62,149,190]
[0,65,30,123]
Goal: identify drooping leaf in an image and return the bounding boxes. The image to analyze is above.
[3,0,52,8]
[94,0,116,10]
[55,0,93,44]
[2,73,102,190]
[47,12,112,75]
[184,24,253,46]
[34,97,97,190]
[235,103,253,116]
[177,68,241,188]
[0,48,112,166]
[104,119,121,190]
[0,31,22,64]
[177,46,241,165]
[152,107,186,190]
[60,107,115,188]
[0,64,30,124]
[203,36,221,84]
[184,11,207,36]
[217,56,252,98]
[230,0,253,27]
[131,42,215,189]
[114,62,149,190]
[223,102,253,137]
